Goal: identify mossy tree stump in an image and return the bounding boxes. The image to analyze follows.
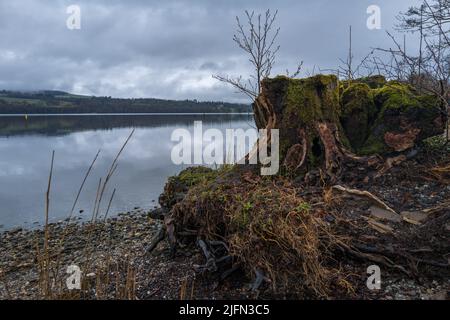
[252,75,445,179]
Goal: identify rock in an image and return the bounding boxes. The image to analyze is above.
[401,211,428,224]
[148,208,166,220]
[370,206,402,223]
[9,227,23,234]
[422,289,448,300]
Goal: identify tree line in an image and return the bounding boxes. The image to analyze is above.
[0,90,251,114]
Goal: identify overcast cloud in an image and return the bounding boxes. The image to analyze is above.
[0,0,421,102]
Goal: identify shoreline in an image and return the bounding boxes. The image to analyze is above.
[0,209,165,299]
[1,194,448,300]
[0,112,254,117]
[0,207,250,300]
[0,206,156,233]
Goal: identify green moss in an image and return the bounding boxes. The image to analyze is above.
[422,134,450,153]
[285,80,319,125]
[341,83,374,122]
[339,76,386,97]
[357,80,440,155]
[160,166,235,210]
[172,166,216,187]
[418,93,440,109]
[341,83,370,110]
[372,81,421,111]
[263,74,441,159]
[339,83,376,149]
[357,135,386,155]
[283,75,340,128]
[295,202,311,213]
[175,165,234,187]
[356,75,387,89]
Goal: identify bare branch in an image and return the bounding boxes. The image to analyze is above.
[214,9,281,99]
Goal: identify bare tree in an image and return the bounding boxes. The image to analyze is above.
[286,61,304,78]
[392,0,450,141]
[329,25,375,80]
[213,10,281,99]
[340,25,354,79]
[397,0,450,38]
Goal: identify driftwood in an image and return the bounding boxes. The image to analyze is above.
[331,185,398,214]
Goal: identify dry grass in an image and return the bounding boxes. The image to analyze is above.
[170,168,351,298]
[227,184,329,297]
[31,130,137,300]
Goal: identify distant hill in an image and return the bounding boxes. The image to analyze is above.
[0,90,252,114]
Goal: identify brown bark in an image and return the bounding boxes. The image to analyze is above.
[251,75,446,180]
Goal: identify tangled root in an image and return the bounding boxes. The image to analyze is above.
[168,167,350,298]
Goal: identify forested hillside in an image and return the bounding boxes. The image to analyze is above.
[0,90,251,114]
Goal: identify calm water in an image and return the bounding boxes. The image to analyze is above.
[0,114,255,230]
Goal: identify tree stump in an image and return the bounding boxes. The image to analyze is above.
[252,75,445,179]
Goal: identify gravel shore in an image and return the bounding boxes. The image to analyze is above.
[1,206,448,300]
[0,209,169,299]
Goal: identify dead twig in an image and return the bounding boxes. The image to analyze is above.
[332,185,398,215]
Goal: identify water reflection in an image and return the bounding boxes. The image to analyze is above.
[0,114,255,230]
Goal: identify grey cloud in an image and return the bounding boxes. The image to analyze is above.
[0,0,422,103]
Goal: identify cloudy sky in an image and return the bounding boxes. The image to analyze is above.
[0,0,421,102]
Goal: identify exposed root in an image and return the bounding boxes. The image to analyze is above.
[331,185,398,215]
[353,244,449,270]
[167,171,354,298]
[375,155,407,178]
[432,163,450,174]
[421,200,450,215]
[283,129,307,171]
[164,217,177,255]
[251,268,270,292]
[146,224,166,254]
[341,243,411,276]
[192,240,233,274]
